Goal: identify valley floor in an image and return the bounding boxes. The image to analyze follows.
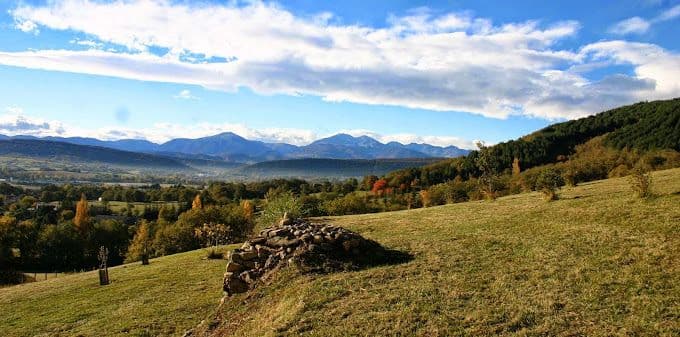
[1,168,679,336]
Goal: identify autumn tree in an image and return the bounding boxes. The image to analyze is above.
[192,194,203,210]
[371,179,388,196]
[74,194,90,234]
[419,190,432,208]
[510,157,525,193]
[241,199,254,221]
[125,221,151,263]
[512,157,521,176]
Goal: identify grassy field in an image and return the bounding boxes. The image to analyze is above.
[0,246,236,337]
[205,168,680,337]
[1,169,679,337]
[89,201,184,213]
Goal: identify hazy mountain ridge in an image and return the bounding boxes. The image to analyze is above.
[0,132,469,162]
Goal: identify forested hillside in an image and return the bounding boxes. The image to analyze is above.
[387,98,680,186]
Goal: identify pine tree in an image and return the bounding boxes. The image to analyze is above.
[74,193,90,234]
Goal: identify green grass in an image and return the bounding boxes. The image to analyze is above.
[2,169,679,337]
[0,246,236,337]
[89,201,183,213]
[204,168,680,337]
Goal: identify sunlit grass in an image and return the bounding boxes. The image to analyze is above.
[2,169,679,337]
[0,246,237,337]
[206,168,680,336]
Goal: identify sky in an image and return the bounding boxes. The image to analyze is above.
[0,0,678,149]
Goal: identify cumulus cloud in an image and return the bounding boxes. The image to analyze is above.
[174,89,199,100]
[1,0,679,120]
[609,4,680,35]
[0,108,64,135]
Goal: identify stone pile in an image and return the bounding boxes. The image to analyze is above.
[223,217,387,296]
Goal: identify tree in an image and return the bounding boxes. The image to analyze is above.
[629,167,653,198]
[419,190,432,208]
[535,167,565,201]
[259,191,302,228]
[241,200,254,221]
[125,221,151,263]
[192,194,203,210]
[512,157,521,176]
[194,223,232,248]
[510,157,525,193]
[74,194,90,234]
[371,179,388,196]
[475,142,501,200]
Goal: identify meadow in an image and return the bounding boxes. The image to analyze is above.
[1,168,678,336]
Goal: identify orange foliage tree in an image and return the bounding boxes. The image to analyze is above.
[371,179,388,196]
[74,193,90,234]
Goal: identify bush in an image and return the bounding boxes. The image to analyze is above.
[152,204,251,256]
[322,193,372,216]
[258,190,302,228]
[535,168,565,201]
[629,168,653,198]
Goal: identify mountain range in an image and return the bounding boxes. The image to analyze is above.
[0,133,469,163]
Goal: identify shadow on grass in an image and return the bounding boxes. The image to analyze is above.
[298,238,414,274]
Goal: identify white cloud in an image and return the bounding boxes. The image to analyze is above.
[657,4,680,21]
[14,19,38,34]
[0,110,476,149]
[1,0,678,120]
[338,129,477,149]
[69,38,104,49]
[609,4,680,35]
[0,109,65,135]
[174,89,199,100]
[608,17,650,35]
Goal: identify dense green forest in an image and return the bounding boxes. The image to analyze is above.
[1,98,679,283]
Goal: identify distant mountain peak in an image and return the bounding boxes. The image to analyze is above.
[312,133,382,147]
[0,131,469,162]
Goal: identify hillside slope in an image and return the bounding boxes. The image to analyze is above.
[1,169,678,337]
[0,246,236,337]
[0,139,191,171]
[238,158,443,178]
[204,168,680,336]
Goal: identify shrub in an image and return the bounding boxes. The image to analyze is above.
[629,168,653,198]
[535,167,565,201]
[258,190,302,228]
[322,193,372,216]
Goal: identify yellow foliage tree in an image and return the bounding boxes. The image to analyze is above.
[241,200,254,221]
[192,194,203,210]
[74,194,90,234]
[125,221,150,263]
[512,157,521,176]
[419,190,432,208]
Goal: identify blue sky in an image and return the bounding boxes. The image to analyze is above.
[0,0,678,148]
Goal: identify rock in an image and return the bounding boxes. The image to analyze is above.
[225,277,249,294]
[222,218,390,297]
[225,262,243,273]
